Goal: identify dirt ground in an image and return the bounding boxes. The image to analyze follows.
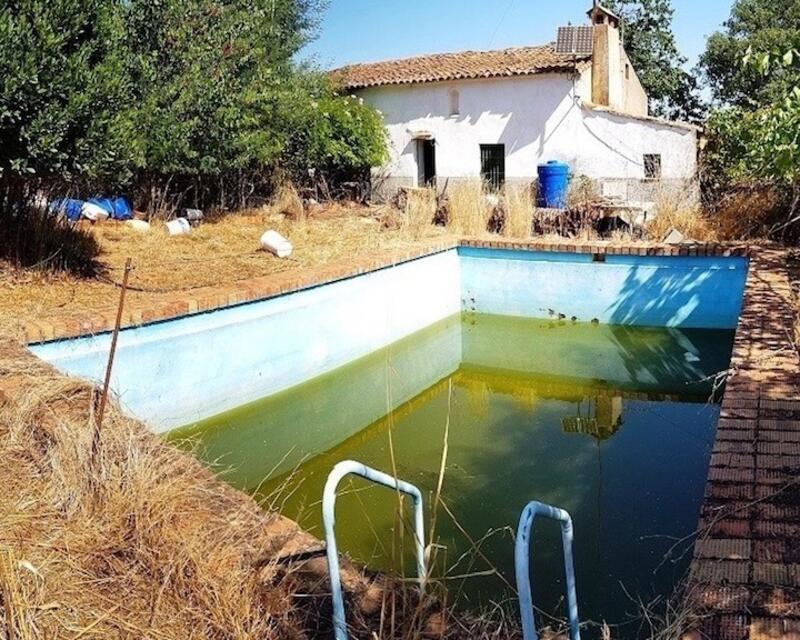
[0,203,453,341]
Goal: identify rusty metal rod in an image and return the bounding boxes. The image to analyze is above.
[96,257,133,429]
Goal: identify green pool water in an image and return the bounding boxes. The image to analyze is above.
[171,313,734,634]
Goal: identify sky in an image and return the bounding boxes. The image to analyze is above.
[300,0,733,71]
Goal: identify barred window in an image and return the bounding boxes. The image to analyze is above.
[644,154,662,180]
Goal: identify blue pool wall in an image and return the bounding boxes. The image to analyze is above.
[32,250,462,429]
[460,247,748,328]
[30,247,749,432]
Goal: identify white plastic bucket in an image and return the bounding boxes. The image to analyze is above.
[165,218,191,236]
[260,230,293,258]
[81,202,109,221]
[126,219,151,233]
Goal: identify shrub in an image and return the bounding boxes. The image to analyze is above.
[0,0,134,188]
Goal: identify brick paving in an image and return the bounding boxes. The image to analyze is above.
[690,247,800,639]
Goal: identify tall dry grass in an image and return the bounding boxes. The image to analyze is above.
[502,185,534,239]
[646,181,716,242]
[0,341,316,639]
[267,181,305,222]
[709,184,783,241]
[446,180,492,236]
[403,187,437,239]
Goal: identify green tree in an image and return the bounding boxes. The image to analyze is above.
[703,46,800,237]
[280,75,387,188]
[699,0,800,108]
[123,0,318,192]
[0,0,387,210]
[606,0,702,121]
[122,0,385,207]
[0,0,134,188]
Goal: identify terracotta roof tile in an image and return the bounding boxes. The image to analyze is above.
[333,44,591,90]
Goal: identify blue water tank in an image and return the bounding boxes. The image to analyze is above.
[88,196,133,220]
[537,161,570,209]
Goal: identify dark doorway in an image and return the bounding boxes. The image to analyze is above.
[417,139,436,187]
[480,144,505,191]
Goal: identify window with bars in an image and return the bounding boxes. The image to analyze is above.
[480,144,505,190]
[643,154,662,180]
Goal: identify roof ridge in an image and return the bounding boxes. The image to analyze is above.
[332,43,591,90]
[334,43,559,72]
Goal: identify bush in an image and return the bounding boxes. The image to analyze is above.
[0,0,134,187]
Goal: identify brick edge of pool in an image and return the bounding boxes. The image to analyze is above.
[21,237,750,344]
[690,246,800,639]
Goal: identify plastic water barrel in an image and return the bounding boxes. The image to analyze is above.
[537,161,570,209]
[49,198,84,221]
[88,196,133,220]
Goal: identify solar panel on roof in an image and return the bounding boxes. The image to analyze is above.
[555,26,594,55]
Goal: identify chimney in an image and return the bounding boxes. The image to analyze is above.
[587,3,623,109]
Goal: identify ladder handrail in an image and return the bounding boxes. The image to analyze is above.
[323,460,427,640]
[515,501,581,640]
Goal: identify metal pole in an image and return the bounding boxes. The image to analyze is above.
[322,460,426,640]
[515,501,581,640]
[96,258,132,428]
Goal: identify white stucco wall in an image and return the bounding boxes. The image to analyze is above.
[358,74,697,187]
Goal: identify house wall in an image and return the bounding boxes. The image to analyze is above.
[620,50,649,116]
[360,74,697,199]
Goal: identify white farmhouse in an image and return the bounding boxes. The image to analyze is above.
[334,3,699,202]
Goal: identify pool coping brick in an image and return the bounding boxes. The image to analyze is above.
[12,238,795,638]
[688,245,800,639]
[21,238,750,345]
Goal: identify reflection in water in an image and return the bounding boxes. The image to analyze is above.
[171,314,735,636]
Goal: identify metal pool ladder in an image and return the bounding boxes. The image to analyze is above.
[322,460,427,640]
[515,501,581,640]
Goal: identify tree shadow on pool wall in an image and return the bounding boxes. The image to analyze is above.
[605,260,747,330]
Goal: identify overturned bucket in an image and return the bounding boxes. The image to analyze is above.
[260,230,293,258]
[165,218,191,236]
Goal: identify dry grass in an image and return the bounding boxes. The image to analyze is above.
[0,203,452,340]
[446,181,492,237]
[710,184,784,241]
[646,182,716,242]
[566,175,601,210]
[403,188,437,239]
[267,182,305,222]
[501,185,534,239]
[0,341,319,639]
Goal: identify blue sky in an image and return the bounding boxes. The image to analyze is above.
[301,0,733,71]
